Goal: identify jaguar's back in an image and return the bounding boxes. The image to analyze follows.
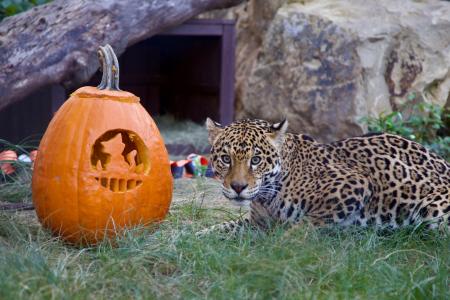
[326,133,449,228]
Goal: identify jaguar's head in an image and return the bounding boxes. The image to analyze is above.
[206,118,288,206]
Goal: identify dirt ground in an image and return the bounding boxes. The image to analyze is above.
[1,178,245,229]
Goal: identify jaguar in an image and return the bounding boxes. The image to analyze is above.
[199,118,449,234]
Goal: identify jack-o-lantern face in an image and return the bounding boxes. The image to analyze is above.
[32,45,173,245]
[91,130,150,192]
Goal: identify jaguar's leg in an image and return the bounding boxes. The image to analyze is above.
[281,217,326,238]
[410,191,450,230]
[196,217,253,237]
[308,175,373,226]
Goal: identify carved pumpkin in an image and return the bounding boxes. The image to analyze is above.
[32,45,173,245]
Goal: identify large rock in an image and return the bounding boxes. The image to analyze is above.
[242,3,366,142]
[239,0,450,142]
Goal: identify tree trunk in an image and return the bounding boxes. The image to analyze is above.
[0,0,244,111]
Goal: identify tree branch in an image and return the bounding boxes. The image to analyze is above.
[0,0,244,111]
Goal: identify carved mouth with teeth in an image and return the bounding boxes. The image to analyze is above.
[94,176,143,192]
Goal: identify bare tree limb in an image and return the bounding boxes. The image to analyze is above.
[0,0,244,111]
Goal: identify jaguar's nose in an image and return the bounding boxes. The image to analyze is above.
[230,182,248,194]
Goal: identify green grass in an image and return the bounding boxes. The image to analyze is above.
[0,127,449,299]
[0,176,448,299]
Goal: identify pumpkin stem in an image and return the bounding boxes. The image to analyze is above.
[97,44,121,91]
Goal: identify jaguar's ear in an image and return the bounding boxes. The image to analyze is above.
[206,118,223,145]
[269,119,288,146]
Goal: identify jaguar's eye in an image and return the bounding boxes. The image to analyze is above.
[221,155,231,164]
[251,156,261,165]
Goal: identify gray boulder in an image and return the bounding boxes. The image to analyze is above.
[240,0,450,142]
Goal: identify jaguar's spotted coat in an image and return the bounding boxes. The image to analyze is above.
[200,118,449,234]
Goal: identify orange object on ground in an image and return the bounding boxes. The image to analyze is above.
[29,150,38,162]
[0,150,17,175]
[32,45,173,245]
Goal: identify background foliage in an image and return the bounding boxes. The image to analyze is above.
[363,102,450,161]
[0,0,50,21]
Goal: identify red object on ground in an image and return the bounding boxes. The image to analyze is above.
[170,154,214,178]
[199,156,208,166]
[29,150,38,162]
[0,150,18,175]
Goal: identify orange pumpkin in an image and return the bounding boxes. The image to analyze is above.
[32,45,173,245]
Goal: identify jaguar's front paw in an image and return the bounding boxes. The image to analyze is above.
[195,227,215,238]
[195,219,250,238]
